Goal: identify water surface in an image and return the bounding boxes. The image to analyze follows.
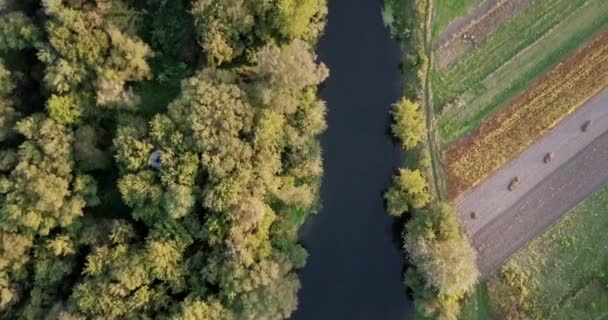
[293,1,413,319]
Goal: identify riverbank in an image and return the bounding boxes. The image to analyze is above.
[382,0,480,319]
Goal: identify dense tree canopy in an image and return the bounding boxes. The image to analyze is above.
[0,0,328,318]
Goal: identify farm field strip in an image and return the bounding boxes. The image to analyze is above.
[456,91,608,236]
[435,0,533,70]
[444,32,608,199]
[438,0,608,143]
[432,0,588,108]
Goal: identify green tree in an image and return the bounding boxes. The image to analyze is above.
[384,168,431,216]
[167,76,255,211]
[73,221,191,319]
[404,202,479,320]
[46,93,87,126]
[172,297,234,320]
[273,0,327,41]
[0,0,330,318]
[191,0,259,65]
[391,98,425,150]
[0,11,41,51]
[249,40,329,114]
[0,60,15,97]
[40,0,151,108]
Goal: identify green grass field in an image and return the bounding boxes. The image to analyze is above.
[553,281,608,320]
[487,186,608,319]
[437,0,608,143]
[432,0,482,42]
[459,282,493,320]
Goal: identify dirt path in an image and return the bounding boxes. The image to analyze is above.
[435,0,532,69]
[454,90,608,277]
[426,0,448,199]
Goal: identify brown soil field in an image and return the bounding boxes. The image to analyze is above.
[444,32,608,200]
[435,0,532,69]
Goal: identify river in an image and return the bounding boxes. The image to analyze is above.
[292,0,414,319]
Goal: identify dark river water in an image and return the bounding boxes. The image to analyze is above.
[292,0,414,319]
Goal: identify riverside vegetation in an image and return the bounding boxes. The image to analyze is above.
[0,0,329,319]
[383,0,479,319]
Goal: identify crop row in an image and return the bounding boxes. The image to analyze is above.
[432,0,588,108]
[437,0,608,143]
[444,32,608,199]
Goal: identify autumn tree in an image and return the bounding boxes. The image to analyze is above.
[404,202,479,320]
[272,0,327,41]
[72,221,191,318]
[391,97,425,150]
[192,0,327,65]
[0,114,99,235]
[191,0,263,66]
[385,168,431,216]
[40,0,151,109]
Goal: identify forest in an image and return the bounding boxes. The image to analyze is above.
[0,0,328,319]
